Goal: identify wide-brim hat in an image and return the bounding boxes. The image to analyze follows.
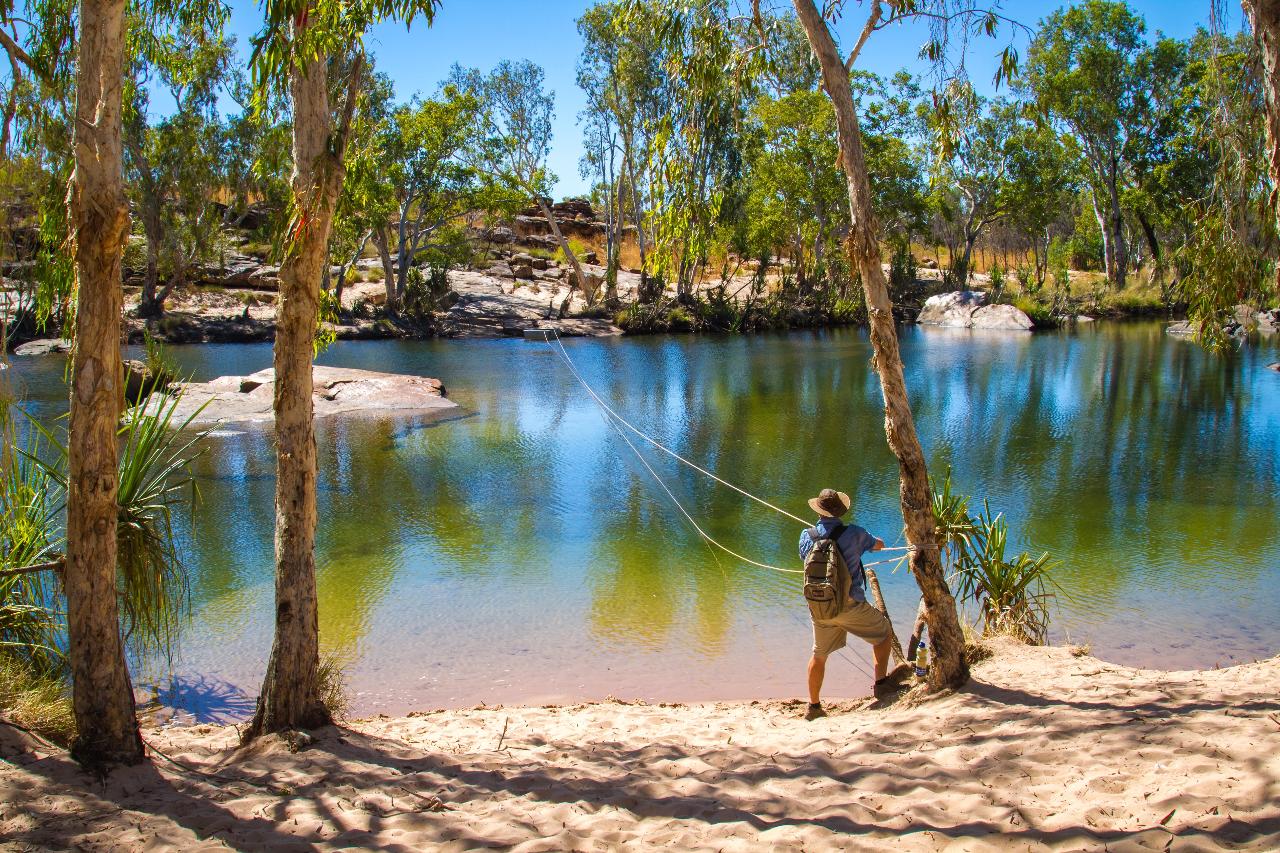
[808,488,851,518]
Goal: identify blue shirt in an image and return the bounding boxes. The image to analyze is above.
[798,518,878,603]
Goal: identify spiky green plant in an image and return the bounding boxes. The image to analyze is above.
[953,502,1058,645]
[20,391,208,665]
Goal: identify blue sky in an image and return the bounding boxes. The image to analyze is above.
[221,0,1231,198]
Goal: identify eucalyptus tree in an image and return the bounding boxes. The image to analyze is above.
[222,71,293,234]
[1003,114,1079,288]
[1023,0,1147,289]
[65,0,143,766]
[124,5,232,317]
[245,0,442,742]
[1241,1,1280,288]
[578,1,668,301]
[369,85,484,315]
[451,60,591,313]
[788,0,1025,693]
[926,87,1019,285]
[633,0,748,302]
[741,89,846,289]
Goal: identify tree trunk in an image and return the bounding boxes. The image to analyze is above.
[372,226,397,315]
[1244,0,1280,293]
[539,197,590,318]
[245,29,348,741]
[794,0,968,693]
[1135,210,1161,286]
[1107,172,1127,290]
[65,0,143,769]
[138,195,163,318]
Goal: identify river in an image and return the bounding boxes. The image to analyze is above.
[6,321,1279,721]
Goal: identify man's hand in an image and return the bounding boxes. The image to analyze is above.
[871,537,885,552]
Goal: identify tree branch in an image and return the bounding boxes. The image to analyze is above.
[0,26,46,85]
[845,1,882,72]
[332,50,365,162]
[0,557,64,578]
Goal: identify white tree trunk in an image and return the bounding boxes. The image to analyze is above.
[1244,0,1280,293]
[246,22,350,740]
[794,0,969,693]
[65,0,143,768]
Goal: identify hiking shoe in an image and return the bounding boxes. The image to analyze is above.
[873,665,911,700]
[804,702,826,720]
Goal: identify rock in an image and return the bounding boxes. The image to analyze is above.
[1075,315,1096,323]
[123,359,173,405]
[917,291,988,327]
[511,262,535,280]
[1257,309,1278,334]
[482,226,517,244]
[530,257,549,271]
[1267,362,1279,372]
[136,366,457,426]
[1234,304,1259,328]
[511,252,535,264]
[551,198,595,220]
[922,258,939,269]
[14,338,72,356]
[581,251,599,264]
[1166,321,1196,336]
[971,303,1034,330]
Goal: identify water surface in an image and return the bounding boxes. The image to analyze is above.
[7,322,1279,719]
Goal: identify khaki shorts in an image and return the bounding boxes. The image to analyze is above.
[811,600,891,657]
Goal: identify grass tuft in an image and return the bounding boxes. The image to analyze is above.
[0,654,75,746]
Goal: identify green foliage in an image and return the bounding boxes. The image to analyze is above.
[932,469,1058,645]
[554,237,593,267]
[888,241,916,300]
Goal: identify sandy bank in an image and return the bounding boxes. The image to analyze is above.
[1,639,1276,851]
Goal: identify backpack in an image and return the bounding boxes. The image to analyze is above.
[802,524,849,621]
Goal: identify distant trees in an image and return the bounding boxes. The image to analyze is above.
[451,60,592,314]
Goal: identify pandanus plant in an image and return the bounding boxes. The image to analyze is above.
[930,468,1059,644]
[2,391,207,673]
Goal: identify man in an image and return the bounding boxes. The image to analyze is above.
[799,488,904,719]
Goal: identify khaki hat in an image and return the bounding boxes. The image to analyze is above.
[807,488,851,518]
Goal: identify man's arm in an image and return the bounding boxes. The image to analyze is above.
[868,533,885,552]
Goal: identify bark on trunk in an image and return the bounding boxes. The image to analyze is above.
[65,0,143,769]
[372,227,397,315]
[1244,0,1280,293]
[540,197,591,318]
[794,0,968,693]
[245,29,349,741]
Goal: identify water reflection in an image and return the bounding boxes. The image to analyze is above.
[5,322,1278,716]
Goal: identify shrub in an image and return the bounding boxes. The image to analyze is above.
[1012,296,1056,328]
[554,237,593,266]
[931,469,1059,645]
[0,653,74,745]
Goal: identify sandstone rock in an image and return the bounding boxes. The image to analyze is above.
[123,358,173,405]
[136,366,457,426]
[918,291,987,327]
[14,338,71,356]
[482,226,516,244]
[1267,362,1279,372]
[1075,315,1096,323]
[922,259,939,269]
[511,262,535,280]
[971,303,1034,330]
[1166,321,1196,336]
[530,257,549,271]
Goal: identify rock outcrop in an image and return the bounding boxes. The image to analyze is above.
[13,338,72,356]
[917,291,1035,330]
[138,366,457,426]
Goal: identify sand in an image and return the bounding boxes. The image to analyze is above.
[2,639,1277,851]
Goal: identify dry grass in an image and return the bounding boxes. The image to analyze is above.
[0,655,74,746]
[316,655,349,722]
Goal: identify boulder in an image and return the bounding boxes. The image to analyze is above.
[135,365,457,427]
[511,262,535,280]
[1267,362,1279,372]
[917,291,987,327]
[482,226,517,244]
[530,256,549,271]
[1075,315,1096,323]
[971,303,1034,330]
[1166,321,1196,336]
[1257,309,1278,334]
[922,258,939,270]
[14,338,72,356]
[552,198,595,220]
[123,358,174,405]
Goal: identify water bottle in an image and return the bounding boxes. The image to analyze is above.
[913,630,929,679]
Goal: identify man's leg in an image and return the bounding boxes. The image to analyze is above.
[807,653,827,704]
[871,636,891,681]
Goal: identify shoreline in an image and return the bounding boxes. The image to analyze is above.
[3,638,1277,850]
